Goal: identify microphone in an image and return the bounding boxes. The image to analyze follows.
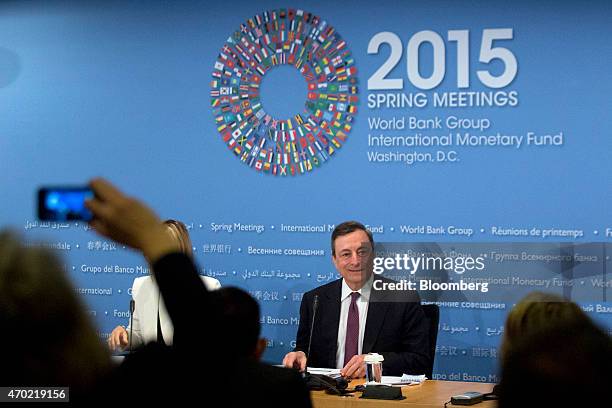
[302,294,348,394]
[128,299,135,353]
[305,294,319,372]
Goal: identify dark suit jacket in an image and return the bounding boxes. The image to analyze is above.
[295,277,430,376]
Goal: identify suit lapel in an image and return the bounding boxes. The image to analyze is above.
[363,283,390,353]
[322,280,342,368]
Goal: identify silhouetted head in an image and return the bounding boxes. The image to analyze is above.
[211,287,266,360]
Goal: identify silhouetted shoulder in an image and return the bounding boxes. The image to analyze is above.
[238,361,312,408]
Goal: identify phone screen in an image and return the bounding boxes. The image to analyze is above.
[37,187,94,221]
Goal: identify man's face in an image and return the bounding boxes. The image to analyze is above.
[332,229,373,290]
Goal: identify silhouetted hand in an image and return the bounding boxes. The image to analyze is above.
[85,178,179,263]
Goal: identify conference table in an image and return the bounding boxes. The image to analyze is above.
[311,380,496,408]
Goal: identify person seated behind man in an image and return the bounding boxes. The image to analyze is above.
[283,221,430,378]
[108,219,220,351]
[497,292,611,407]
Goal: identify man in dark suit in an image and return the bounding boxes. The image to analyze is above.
[283,221,430,378]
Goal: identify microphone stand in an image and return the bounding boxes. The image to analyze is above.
[302,295,348,394]
[304,295,319,374]
[128,299,135,353]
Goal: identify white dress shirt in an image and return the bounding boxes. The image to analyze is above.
[335,275,373,368]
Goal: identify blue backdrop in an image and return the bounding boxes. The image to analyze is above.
[1,0,610,383]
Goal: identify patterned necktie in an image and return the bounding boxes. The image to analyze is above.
[343,291,360,366]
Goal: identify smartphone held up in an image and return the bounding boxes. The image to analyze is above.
[37,186,93,221]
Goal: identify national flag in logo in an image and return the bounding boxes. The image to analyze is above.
[211,8,358,176]
[313,140,324,153]
[335,130,347,142]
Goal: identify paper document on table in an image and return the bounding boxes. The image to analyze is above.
[380,374,427,386]
[307,367,342,377]
[401,374,427,383]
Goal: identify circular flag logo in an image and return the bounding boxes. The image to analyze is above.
[211,9,359,176]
